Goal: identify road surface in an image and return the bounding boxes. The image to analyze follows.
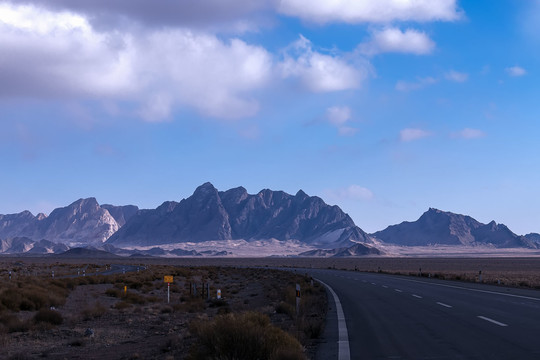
[308,269,540,359]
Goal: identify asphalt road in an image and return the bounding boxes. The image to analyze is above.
[307,269,540,359]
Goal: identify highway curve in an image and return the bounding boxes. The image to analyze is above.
[309,269,540,359]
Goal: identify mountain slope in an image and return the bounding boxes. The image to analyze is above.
[107,182,372,248]
[372,208,537,249]
[0,198,123,247]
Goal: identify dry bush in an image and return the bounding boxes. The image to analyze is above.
[81,302,107,320]
[33,308,63,326]
[178,297,205,313]
[0,279,67,312]
[113,301,132,310]
[189,311,305,360]
[0,314,29,333]
[275,301,295,318]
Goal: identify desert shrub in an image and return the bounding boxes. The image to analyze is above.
[124,292,149,305]
[0,284,65,312]
[179,298,205,313]
[33,308,63,326]
[275,301,295,319]
[208,298,228,308]
[160,305,173,314]
[113,301,132,310]
[105,288,122,298]
[189,311,305,360]
[81,303,107,320]
[0,314,29,333]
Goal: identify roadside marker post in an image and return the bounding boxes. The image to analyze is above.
[296,283,301,316]
[164,276,173,304]
[124,286,127,296]
[9,271,11,280]
[217,289,221,299]
[52,270,54,278]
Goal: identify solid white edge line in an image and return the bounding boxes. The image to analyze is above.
[316,278,351,360]
[437,302,453,308]
[478,316,508,327]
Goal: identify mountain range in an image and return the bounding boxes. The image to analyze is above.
[372,208,538,249]
[0,183,538,256]
[107,182,371,248]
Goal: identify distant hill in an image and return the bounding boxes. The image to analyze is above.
[57,247,120,258]
[107,182,372,249]
[372,208,538,249]
[0,199,138,248]
[299,243,383,257]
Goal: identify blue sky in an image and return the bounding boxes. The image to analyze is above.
[1,0,539,235]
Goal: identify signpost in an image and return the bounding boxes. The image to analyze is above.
[164,276,173,304]
[296,283,301,316]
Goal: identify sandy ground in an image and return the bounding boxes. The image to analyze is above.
[1,264,325,360]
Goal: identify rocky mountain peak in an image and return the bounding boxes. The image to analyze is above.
[219,186,249,205]
[36,213,47,221]
[295,189,308,199]
[193,182,218,196]
[108,183,370,248]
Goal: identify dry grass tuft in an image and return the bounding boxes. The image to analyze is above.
[189,311,305,360]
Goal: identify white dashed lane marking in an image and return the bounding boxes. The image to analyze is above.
[412,294,422,299]
[478,316,508,327]
[437,302,453,308]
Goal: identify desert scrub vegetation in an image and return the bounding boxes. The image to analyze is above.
[189,311,305,360]
[0,277,69,312]
[33,308,63,326]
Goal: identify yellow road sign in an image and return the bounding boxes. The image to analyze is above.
[164,275,173,283]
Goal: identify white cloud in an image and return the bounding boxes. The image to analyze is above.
[445,70,468,82]
[0,3,272,121]
[506,66,527,77]
[326,106,357,136]
[279,35,368,92]
[8,0,272,32]
[325,185,374,201]
[451,128,486,139]
[326,106,351,126]
[400,128,432,142]
[278,0,461,24]
[359,28,435,55]
[395,77,437,91]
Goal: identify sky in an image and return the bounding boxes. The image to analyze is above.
[1,0,539,235]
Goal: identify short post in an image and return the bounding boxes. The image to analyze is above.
[164,276,173,304]
[124,285,127,296]
[295,283,301,316]
[77,269,80,277]
[9,271,11,280]
[52,270,54,278]
[83,269,86,277]
[122,267,125,274]
[137,267,139,273]
[217,289,221,299]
